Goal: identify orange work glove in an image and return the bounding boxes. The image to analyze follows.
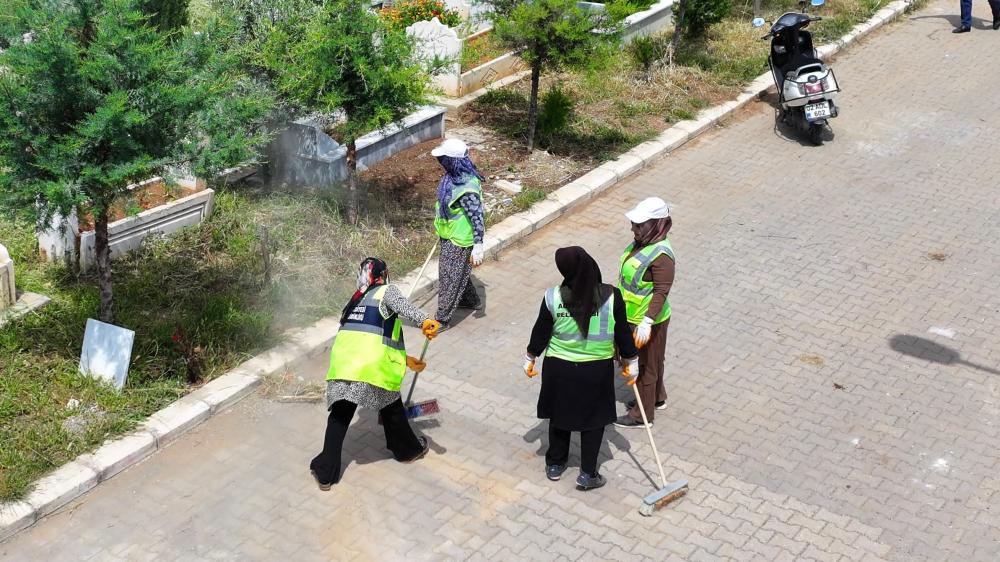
[523,354,540,378]
[406,355,427,373]
[421,319,441,340]
[621,357,639,386]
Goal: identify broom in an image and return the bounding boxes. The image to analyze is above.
[402,242,440,419]
[628,375,689,516]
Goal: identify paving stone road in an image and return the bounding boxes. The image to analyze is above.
[4,0,1000,559]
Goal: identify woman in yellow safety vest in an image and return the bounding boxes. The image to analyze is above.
[614,197,676,429]
[523,247,639,490]
[431,138,486,330]
[310,257,441,490]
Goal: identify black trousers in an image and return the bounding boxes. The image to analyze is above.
[545,424,605,476]
[309,399,424,485]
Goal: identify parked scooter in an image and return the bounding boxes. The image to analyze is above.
[752,0,840,145]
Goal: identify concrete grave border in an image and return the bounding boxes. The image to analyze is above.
[0,0,911,542]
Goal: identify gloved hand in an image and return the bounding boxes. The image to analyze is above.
[406,355,427,373]
[421,319,441,340]
[470,243,485,267]
[633,317,654,348]
[523,354,540,378]
[621,356,639,385]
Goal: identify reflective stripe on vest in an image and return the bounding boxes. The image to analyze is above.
[433,177,482,248]
[326,285,407,391]
[618,239,674,325]
[543,286,615,362]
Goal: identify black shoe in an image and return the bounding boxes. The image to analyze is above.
[402,437,430,463]
[546,464,567,481]
[576,472,607,490]
[953,25,971,33]
[626,399,667,411]
[310,470,332,491]
[456,301,483,311]
[993,18,1000,29]
[613,415,651,429]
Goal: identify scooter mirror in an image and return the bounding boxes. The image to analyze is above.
[751,17,766,27]
[810,0,826,6]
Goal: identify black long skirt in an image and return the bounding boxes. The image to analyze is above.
[536,356,616,431]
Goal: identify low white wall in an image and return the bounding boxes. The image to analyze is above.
[458,50,527,97]
[621,0,675,41]
[267,106,447,189]
[0,244,14,309]
[78,189,215,272]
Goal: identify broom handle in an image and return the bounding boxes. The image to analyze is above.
[402,242,438,405]
[631,379,668,489]
[404,338,431,405]
[407,241,439,300]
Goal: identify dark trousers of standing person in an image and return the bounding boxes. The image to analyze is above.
[627,319,669,424]
[546,425,605,475]
[961,0,1000,27]
[436,239,480,324]
[309,399,424,485]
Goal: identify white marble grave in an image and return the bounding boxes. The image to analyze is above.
[407,17,462,96]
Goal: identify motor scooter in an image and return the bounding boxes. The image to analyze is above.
[752,0,841,145]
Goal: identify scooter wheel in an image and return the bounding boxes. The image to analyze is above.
[808,123,825,146]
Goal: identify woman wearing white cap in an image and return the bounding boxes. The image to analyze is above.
[614,197,675,428]
[431,138,486,328]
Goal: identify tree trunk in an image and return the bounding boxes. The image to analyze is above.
[670,0,688,56]
[346,141,359,225]
[94,207,114,323]
[526,61,542,153]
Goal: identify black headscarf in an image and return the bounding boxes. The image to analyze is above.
[339,257,389,326]
[554,246,609,336]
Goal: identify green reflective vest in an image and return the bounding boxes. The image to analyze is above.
[433,177,482,248]
[327,285,407,392]
[544,285,616,362]
[618,239,675,325]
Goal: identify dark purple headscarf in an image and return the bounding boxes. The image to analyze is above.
[436,155,485,219]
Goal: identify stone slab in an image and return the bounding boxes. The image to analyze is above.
[628,140,668,165]
[0,292,50,328]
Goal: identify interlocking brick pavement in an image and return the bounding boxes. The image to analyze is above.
[4,0,1000,559]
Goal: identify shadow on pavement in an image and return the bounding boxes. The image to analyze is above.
[889,334,1000,375]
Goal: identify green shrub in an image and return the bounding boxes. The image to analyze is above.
[680,0,732,38]
[627,33,670,75]
[536,86,575,147]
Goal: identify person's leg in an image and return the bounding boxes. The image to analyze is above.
[379,399,426,461]
[628,320,668,423]
[545,424,571,467]
[457,273,481,308]
[960,0,973,28]
[988,0,1000,24]
[579,426,605,476]
[435,241,474,323]
[653,320,670,404]
[309,400,357,485]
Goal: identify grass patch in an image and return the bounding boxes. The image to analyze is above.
[0,185,434,501]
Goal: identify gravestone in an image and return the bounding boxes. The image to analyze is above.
[0,243,14,309]
[79,319,135,390]
[407,17,462,96]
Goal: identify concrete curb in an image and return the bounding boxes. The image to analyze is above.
[0,0,912,543]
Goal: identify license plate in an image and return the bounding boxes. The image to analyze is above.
[805,101,830,121]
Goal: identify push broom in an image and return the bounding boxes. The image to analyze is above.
[402,242,440,420]
[628,376,688,516]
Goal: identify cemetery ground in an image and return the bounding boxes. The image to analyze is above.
[0,0,900,507]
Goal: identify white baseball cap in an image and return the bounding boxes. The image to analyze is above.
[625,197,670,223]
[431,138,470,158]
